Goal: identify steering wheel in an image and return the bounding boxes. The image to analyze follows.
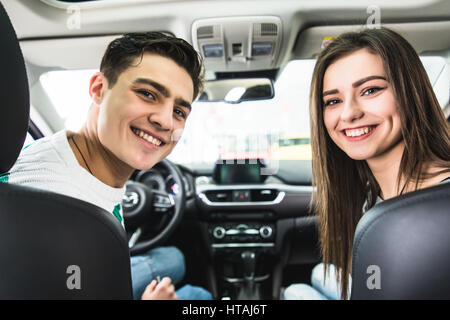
[123,159,186,256]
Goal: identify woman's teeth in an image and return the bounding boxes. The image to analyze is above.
[344,126,374,137]
[132,128,162,146]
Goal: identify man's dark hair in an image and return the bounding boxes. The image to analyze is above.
[100,32,204,100]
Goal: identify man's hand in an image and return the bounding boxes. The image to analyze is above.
[141,277,178,300]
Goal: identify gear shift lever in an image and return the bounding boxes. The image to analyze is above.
[237,251,260,300]
[241,251,256,280]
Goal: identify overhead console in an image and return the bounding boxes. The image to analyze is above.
[191,16,282,73]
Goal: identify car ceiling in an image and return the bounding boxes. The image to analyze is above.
[3,0,450,71]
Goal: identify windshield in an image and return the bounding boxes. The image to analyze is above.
[39,60,316,167]
[39,56,449,168]
[169,59,316,165]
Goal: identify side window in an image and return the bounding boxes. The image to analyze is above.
[420,56,449,109]
[40,69,97,131]
[23,132,36,150]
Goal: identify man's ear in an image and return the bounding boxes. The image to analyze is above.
[89,72,108,105]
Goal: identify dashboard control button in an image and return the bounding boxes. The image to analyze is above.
[213,226,226,239]
[259,226,273,238]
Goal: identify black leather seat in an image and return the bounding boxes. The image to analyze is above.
[351,182,450,299]
[0,4,132,299]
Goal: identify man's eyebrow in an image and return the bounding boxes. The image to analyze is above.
[175,98,191,112]
[133,77,191,111]
[322,75,387,97]
[133,78,170,98]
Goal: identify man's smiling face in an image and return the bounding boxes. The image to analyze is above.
[95,52,194,170]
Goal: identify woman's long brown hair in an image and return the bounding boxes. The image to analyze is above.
[309,27,450,299]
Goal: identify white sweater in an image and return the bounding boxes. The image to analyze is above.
[1,130,126,226]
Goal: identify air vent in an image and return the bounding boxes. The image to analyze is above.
[204,189,278,203]
[250,189,278,201]
[254,23,278,36]
[205,190,232,202]
[197,26,214,39]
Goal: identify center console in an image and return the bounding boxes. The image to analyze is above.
[208,222,277,299]
[195,160,283,299]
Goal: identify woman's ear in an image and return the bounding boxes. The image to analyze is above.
[89,72,108,105]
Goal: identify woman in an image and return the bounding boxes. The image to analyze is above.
[285,27,450,300]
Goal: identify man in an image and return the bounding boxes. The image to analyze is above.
[3,32,211,300]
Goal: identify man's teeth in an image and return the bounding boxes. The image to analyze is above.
[345,126,374,137]
[133,128,162,146]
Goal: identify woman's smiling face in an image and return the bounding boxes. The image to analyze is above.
[322,48,403,161]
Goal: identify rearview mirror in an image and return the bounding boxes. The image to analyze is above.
[197,78,274,103]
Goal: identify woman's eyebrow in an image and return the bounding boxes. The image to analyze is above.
[322,89,339,97]
[322,75,387,97]
[352,75,387,88]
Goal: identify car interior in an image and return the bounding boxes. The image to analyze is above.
[1,0,449,300]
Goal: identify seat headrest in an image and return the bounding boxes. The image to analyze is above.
[0,3,30,174]
[351,182,450,299]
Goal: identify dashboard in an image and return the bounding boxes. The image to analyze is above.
[131,160,313,215]
[130,159,320,299]
[131,160,314,247]
[131,160,314,219]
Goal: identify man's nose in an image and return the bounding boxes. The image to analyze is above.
[340,96,364,123]
[148,104,173,131]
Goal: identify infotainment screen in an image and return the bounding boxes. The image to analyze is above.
[213,159,266,184]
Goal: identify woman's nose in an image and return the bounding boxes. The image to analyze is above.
[340,96,364,123]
